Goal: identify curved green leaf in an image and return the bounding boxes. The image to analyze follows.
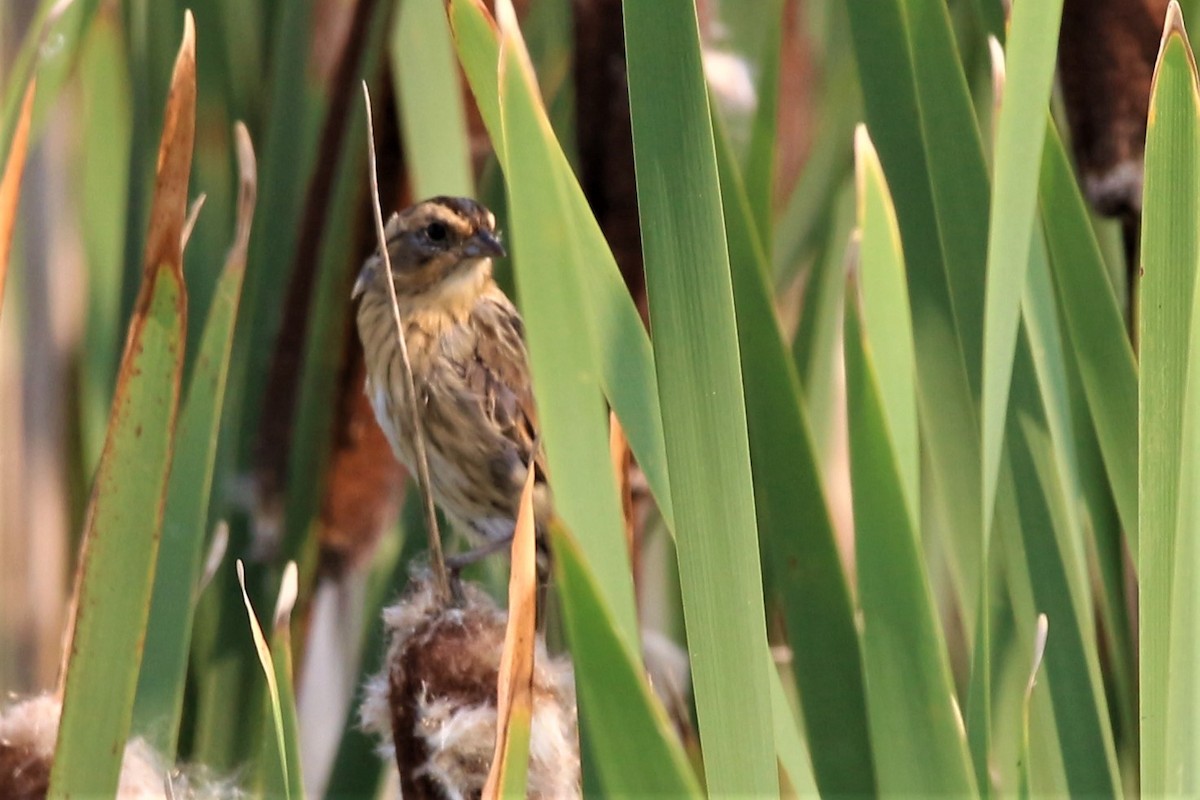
[550,521,701,797]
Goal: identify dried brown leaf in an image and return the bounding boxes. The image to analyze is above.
[482,463,538,799]
[141,12,196,279]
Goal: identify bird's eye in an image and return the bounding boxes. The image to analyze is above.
[425,222,448,242]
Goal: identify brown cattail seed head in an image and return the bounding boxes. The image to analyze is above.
[0,696,53,799]
[360,573,579,799]
[1058,0,1169,217]
[0,695,240,799]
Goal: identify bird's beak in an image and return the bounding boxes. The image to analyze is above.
[464,229,506,259]
[352,261,373,300]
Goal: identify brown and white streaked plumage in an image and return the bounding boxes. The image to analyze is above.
[353,197,551,557]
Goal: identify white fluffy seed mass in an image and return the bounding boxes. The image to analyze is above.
[0,694,239,799]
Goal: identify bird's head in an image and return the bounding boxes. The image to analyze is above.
[354,196,505,302]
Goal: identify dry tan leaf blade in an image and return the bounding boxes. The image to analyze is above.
[141,12,196,282]
[482,464,539,799]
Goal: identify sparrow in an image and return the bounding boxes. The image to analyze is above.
[353,196,551,566]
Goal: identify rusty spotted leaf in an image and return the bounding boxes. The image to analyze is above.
[48,13,195,798]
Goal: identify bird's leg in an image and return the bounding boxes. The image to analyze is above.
[445,534,516,577]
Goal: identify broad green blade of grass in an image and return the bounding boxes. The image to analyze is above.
[846,0,984,638]
[1041,124,1138,759]
[998,503,1075,796]
[549,521,701,797]
[855,127,918,510]
[849,124,972,794]
[447,0,675,534]
[979,0,1064,545]
[391,0,474,199]
[902,0,992,390]
[1007,331,1123,796]
[995,468,1071,797]
[714,103,874,794]
[624,1,778,794]
[497,17,638,641]
[1060,331,1137,758]
[132,123,256,755]
[48,16,194,797]
[845,290,977,796]
[1038,126,1137,547]
[978,12,1062,783]
[77,15,132,470]
[1017,230,1131,787]
[1021,231,1090,606]
[510,0,575,155]
[1141,7,1199,792]
[1036,120,1137,782]
[1184,0,1200,30]
[845,4,993,780]
[1166,155,1200,792]
[1161,6,1200,790]
[1168,308,1200,792]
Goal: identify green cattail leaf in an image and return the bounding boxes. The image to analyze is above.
[132,124,256,755]
[48,16,194,796]
[623,0,778,794]
[391,0,474,199]
[846,132,977,796]
[1140,4,1200,793]
[714,101,873,794]
[980,0,1064,555]
[549,521,701,797]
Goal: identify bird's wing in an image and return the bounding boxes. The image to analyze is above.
[467,292,547,482]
